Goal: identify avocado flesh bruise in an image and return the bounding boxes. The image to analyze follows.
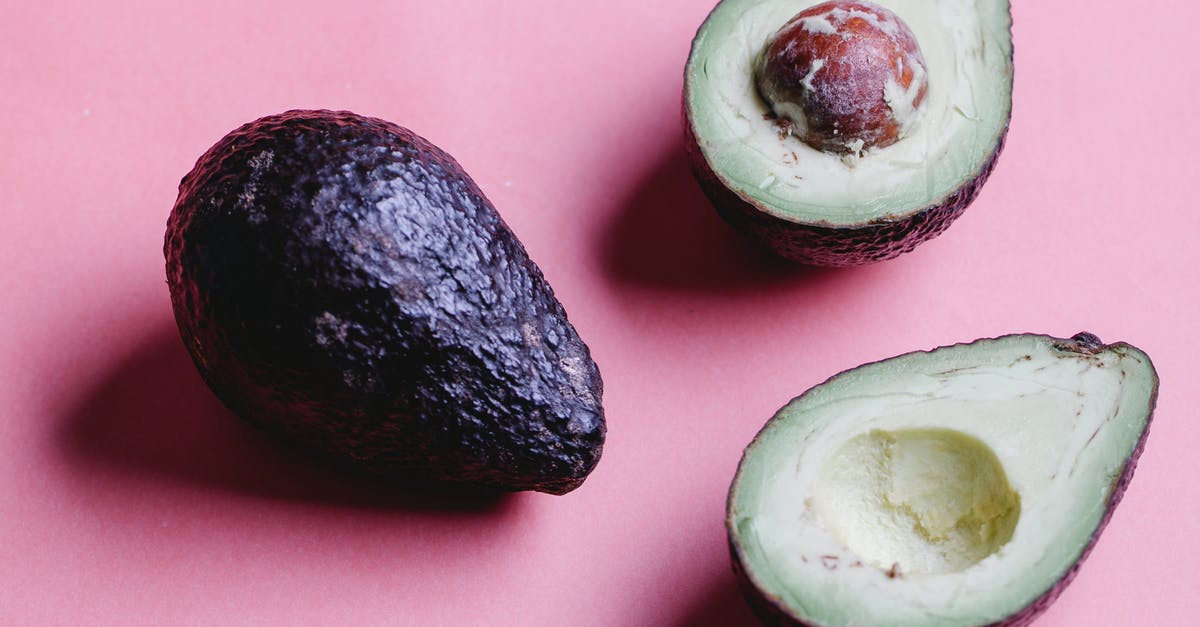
[729,335,1156,626]
[686,0,1012,225]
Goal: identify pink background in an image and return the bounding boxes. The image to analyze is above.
[1,1,1196,624]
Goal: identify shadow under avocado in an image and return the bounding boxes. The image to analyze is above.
[671,567,758,627]
[599,136,836,295]
[57,322,518,517]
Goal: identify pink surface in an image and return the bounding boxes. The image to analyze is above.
[1,1,1196,624]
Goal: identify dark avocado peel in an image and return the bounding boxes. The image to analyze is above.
[684,0,1014,266]
[728,333,1157,626]
[165,110,604,495]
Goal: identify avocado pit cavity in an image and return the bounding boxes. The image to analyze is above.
[812,428,1020,575]
[755,0,929,154]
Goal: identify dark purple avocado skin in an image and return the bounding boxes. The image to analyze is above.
[682,7,1012,267]
[726,333,1158,626]
[164,110,604,495]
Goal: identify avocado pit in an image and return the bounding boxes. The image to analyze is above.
[755,0,929,154]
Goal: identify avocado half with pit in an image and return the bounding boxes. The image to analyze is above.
[728,333,1157,626]
[684,0,1013,266]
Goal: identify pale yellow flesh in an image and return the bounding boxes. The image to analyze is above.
[730,336,1155,626]
[814,428,1020,576]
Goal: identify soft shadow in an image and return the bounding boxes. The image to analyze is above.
[601,138,834,294]
[58,323,517,516]
[672,566,758,627]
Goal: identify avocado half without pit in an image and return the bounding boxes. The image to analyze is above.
[727,333,1157,626]
[165,110,605,495]
[684,0,1013,266]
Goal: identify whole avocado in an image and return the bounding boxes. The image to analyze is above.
[165,110,605,494]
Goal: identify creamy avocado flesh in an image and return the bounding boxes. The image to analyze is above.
[686,0,1012,224]
[729,335,1156,626]
[814,427,1020,576]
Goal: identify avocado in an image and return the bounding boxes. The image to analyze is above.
[727,333,1157,626]
[164,110,605,495]
[684,0,1013,266]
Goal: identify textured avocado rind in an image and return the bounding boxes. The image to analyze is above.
[165,110,605,495]
[683,2,1013,267]
[726,333,1157,626]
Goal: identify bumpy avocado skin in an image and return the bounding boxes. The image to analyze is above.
[682,5,1012,267]
[725,333,1157,626]
[164,110,604,495]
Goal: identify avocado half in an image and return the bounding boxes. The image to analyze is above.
[728,333,1157,626]
[684,0,1013,266]
[165,110,605,495]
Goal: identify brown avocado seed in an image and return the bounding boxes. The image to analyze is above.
[755,0,929,155]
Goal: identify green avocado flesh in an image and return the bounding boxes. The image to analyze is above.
[728,334,1156,626]
[686,0,1013,225]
